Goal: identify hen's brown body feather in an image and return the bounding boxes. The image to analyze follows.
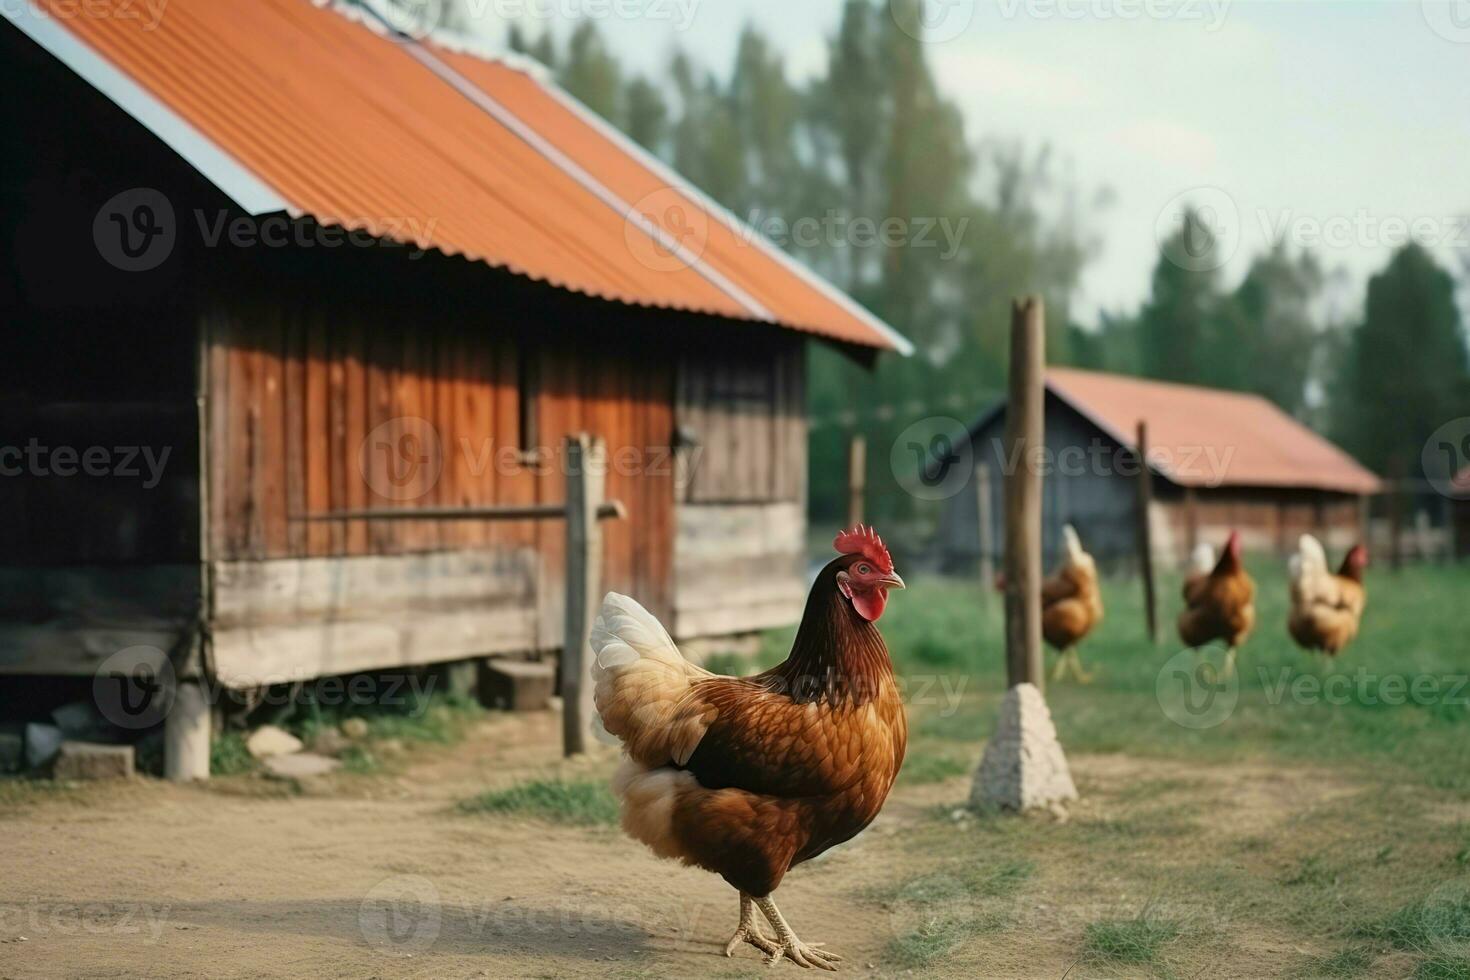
[1178,555,1256,649]
[596,556,906,899]
[1288,559,1366,656]
[1042,564,1102,651]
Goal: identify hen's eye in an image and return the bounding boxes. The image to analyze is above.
[857,564,871,575]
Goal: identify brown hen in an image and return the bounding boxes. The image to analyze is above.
[592,526,907,970]
[1177,530,1256,678]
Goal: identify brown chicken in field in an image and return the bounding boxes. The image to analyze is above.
[592,526,907,970]
[1177,530,1256,678]
[1287,534,1368,656]
[1042,525,1104,683]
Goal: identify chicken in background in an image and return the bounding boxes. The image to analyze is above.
[1287,534,1368,657]
[591,525,908,970]
[1042,525,1104,683]
[1177,530,1256,678]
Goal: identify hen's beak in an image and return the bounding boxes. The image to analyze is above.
[879,571,906,590]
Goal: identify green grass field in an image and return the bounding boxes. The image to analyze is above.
[749,559,1470,977]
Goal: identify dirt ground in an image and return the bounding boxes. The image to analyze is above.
[0,711,1443,980]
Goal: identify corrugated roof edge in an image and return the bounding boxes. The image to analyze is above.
[326,0,914,356]
[4,0,290,214]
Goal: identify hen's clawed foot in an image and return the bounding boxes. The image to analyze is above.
[764,938,841,970]
[755,896,842,971]
[725,894,780,958]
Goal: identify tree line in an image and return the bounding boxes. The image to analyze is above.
[459,0,1469,521]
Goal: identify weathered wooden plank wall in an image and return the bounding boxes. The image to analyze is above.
[204,268,677,666]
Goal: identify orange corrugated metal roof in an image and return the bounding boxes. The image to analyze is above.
[20,0,908,353]
[1043,368,1381,494]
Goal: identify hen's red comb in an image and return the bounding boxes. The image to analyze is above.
[834,525,893,573]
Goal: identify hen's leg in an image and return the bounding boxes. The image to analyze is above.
[755,896,841,970]
[1050,651,1069,682]
[1066,649,1095,684]
[724,892,778,958]
[1221,646,1238,679]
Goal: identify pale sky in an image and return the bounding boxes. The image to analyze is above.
[448,0,1470,327]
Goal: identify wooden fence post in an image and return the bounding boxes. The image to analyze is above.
[1135,420,1158,644]
[562,433,605,757]
[847,433,866,529]
[1388,457,1405,571]
[1002,298,1045,690]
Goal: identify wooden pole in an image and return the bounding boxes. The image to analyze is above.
[1134,420,1158,644]
[561,433,605,756]
[847,433,866,528]
[976,462,995,589]
[1002,297,1045,690]
[164,680,211,782]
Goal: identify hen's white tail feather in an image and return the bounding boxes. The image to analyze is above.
[590,592,713,769]
[1189,543,1216,574]
[1293,534,1327,581]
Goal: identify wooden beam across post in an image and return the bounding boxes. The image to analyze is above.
[561,433,605,757]
[1002,297,1045,690]
[1135,420,1159,644]
[847,433,866,529]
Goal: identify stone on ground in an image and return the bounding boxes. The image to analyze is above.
[339,718,370,739]
[972,682,1077,812]
[53,741,134,781]
[246,725,303,759]
[24,723,63,769]
[262,752,341,780]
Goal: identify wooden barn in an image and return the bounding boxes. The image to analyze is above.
[937,368,1381,572]
[0,0,909,770]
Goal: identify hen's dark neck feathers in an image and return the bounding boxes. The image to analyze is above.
[763,559,894,705]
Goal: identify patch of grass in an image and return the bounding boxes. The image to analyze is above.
[898,749,971,786]
[338,744,381,775]
[1297,945,1375,977]
[1284,855,1343,888]
[209,731,256,776]
[1359,888,1470,952]
[701,651,755,677]
[1082,909,1182,965]
[458,778,619,826]
[875,860,1031,968]
[1417,956,1470,980]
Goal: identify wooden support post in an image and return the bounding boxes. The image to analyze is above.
[1002,297,1045,690]
[847,433,866,529]
[1134,420,1158,644]
[1357,493,1370,546]
[164,679,211,782]
[976,463,995,590]
[561,434,605,756]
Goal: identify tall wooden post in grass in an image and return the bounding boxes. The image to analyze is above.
[973,297,1078,813]
[1003,298,1045,689]
[975,463,995,594]
[847,433,866,529]
[562,433,604,757]
[1135,420,1159,644]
